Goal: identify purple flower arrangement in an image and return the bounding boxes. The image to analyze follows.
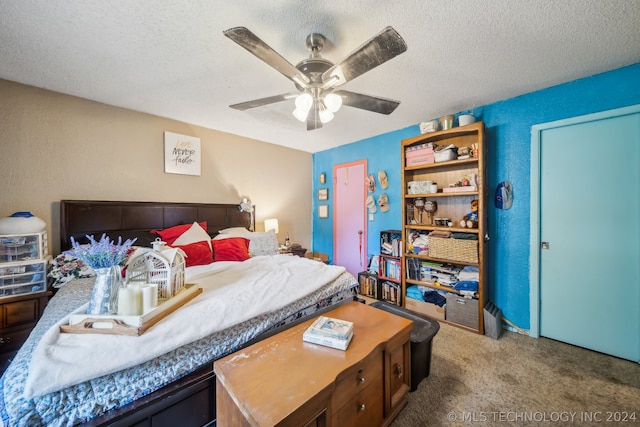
[69,234,137,270]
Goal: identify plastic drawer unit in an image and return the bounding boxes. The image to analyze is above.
[0,232,48,263]
[0,256,51,298]
[370,300,440,391]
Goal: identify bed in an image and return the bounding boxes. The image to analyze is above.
[0,200,358,427]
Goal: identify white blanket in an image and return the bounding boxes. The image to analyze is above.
[24,255,345,399]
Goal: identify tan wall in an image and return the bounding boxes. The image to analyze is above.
[0,79,312,254]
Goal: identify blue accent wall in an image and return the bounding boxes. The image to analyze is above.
[312,126,421,265]
[313,62,640,330]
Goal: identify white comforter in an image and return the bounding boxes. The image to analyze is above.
[23,254,345,399]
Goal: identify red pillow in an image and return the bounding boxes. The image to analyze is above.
[152,221,207,245]
[212,237,250,262]
[173,241,213,267]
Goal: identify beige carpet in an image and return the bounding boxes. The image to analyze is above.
[391,323,640,426]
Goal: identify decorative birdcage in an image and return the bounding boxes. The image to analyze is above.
[125,249,185,299]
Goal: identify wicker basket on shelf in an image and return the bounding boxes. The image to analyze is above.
[428,236,479,264]
[125,250,185,299]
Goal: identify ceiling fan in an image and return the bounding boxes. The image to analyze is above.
[223,26,408,130]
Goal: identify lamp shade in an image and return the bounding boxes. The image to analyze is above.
[264,218,279,234]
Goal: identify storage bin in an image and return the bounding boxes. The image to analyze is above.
[405,144,434,167]
[419,120,439,134]
[371,301,440,391]
[405,296,445,321]
[428,236,478,264]
[0,232,48,263]
[304,251,329,263]
[434,147,457,162]
[407,181,432,194]
[445,293,479,329]
[0,256,50,298]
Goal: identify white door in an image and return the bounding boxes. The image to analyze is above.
[333,161,367,277]
[533,106,640,362]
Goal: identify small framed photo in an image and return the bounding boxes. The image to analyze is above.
[318,188,329,201]
[318,205,329,218]
[319,173,326,184]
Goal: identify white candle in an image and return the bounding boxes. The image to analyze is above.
[117,287,132,316]
[130,285,143,315]
[150,284,158,307]
[142,284,158,313]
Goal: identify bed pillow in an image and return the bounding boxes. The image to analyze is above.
[246,230,279,256]
[48,252,95,288]
[172,221,212,249]
[218,226,251,236]
[172,240,213,267]
[213,230,279,257]
[152,221,207,245]
[212,237,250,262]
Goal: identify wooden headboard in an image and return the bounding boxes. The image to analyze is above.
[60,200,254,251]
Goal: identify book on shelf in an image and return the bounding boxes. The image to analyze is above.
[357,272,379,299]
[380,230,402,257]
[303,328,354,351]
[381,258,401,280]
[381,281,401,304]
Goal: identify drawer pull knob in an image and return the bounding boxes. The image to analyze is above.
[394,364,403,378]
[358,376,365,384]
[358,403,366,412]
[0,337,9,344]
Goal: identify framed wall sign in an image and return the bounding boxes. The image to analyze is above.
[319,173,326,184]
[318,188,328,200]
[164,131,201,176]
[318,205,329,218]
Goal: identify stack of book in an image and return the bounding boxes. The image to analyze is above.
[302,316,354,350]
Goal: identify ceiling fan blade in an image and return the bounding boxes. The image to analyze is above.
[224,27,310,87]
[307,100,322,131]
[334,90,400,115]
[321,26,407,88]
[229,93,298,111]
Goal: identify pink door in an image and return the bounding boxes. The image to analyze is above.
[333,160,367,277]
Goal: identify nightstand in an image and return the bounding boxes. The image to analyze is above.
[279,246,307,257]
[0,290,52,374]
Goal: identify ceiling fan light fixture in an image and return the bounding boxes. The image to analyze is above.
[318,103,334,124]
[295,92,313,110]
[323,93,342,113]
[293,107,309,122]
[293,92,313,122]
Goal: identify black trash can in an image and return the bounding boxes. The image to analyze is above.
[370,301,440,391]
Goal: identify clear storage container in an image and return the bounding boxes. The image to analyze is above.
[0,256,50,298]
[0,232,48,263]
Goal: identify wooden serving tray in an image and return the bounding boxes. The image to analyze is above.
[60,284,203,336]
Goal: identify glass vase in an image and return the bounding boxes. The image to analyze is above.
[87,266,121,315]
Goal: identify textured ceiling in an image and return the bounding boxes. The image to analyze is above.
[1,0,639,153]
